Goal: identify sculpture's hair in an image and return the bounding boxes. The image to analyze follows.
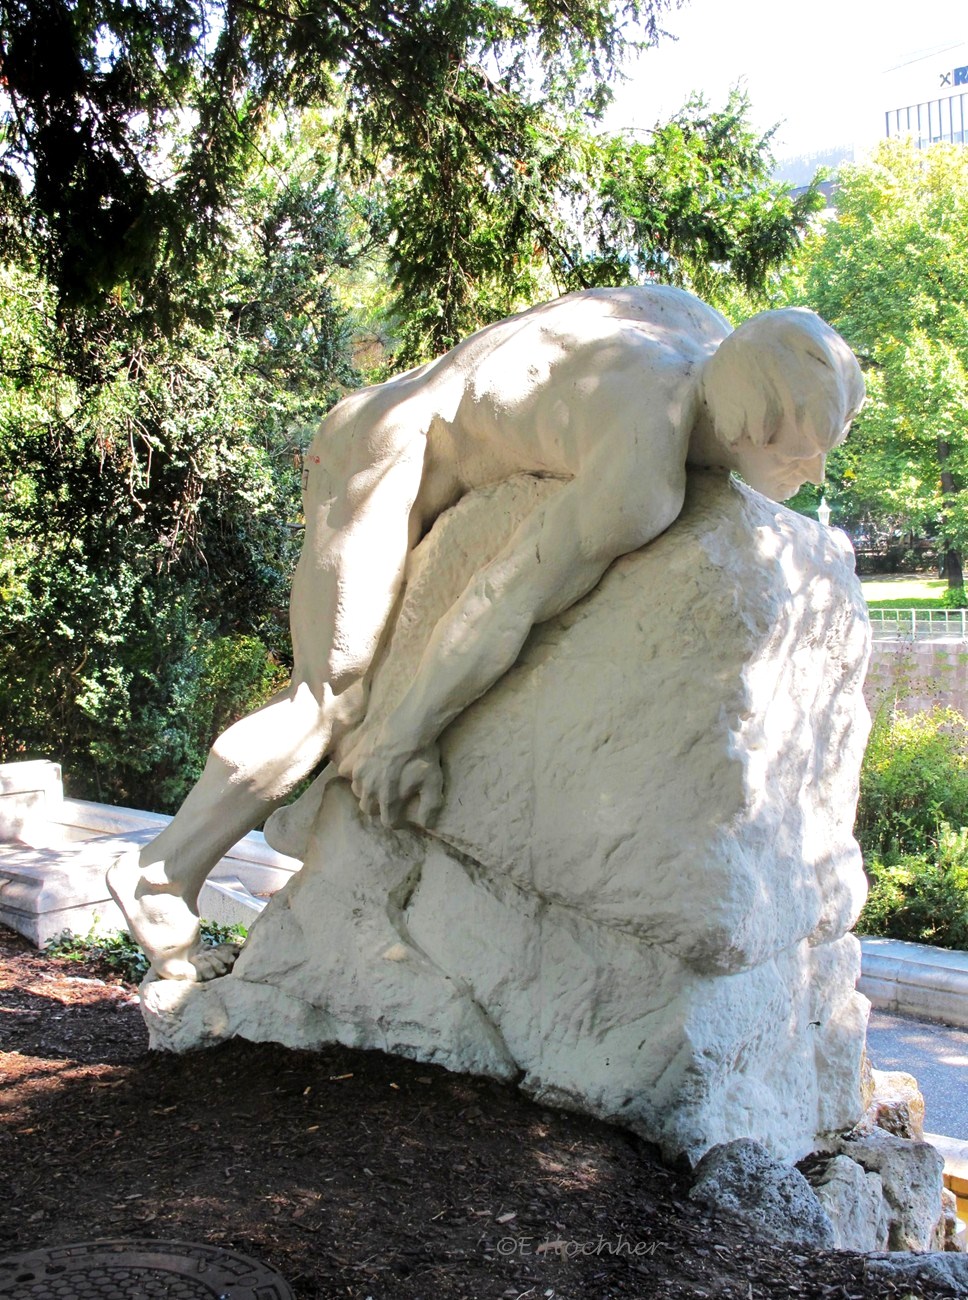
[701,308,865,451]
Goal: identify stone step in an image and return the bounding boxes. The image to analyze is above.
[860,938,968,1030]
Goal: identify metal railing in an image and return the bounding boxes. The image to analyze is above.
[869,608,968,641]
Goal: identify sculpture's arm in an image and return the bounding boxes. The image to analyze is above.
[340,444,687,826]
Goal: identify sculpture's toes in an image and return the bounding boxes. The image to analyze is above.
[191,942,241,982]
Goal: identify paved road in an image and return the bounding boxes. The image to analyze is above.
[867,1008,968,1140]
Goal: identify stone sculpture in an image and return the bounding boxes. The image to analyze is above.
[109,284,864,986]
[143,465,872,1163]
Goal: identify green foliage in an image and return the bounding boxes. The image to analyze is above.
[380,87,823,364]
[1,0,819,362]
[865,596,968,610]
[865,598,953,610]
[856,705,968,859]
[584,92,825,310]
[0,130,357,811]
[45,920,248,984]
[783,141,968,576]
[857,827,968,950]
[0,0,670,327]
[854,705,968,950]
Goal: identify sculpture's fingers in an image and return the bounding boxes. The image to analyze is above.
[379,784,405,829]
[192,943,240,982]
[375,761,404,829]
[351,767,380,819]
[415,760,444,827]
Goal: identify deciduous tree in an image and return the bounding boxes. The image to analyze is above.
[787,140,968,584]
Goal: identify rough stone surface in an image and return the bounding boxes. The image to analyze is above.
[867,1067,926,1140]
[940,1187,962,1253]
[806,1154,888,1252]
[834,1127,945,1252]
[143,470,871,1165]
[862,1250,968,1292]
[689,1140,836,1248]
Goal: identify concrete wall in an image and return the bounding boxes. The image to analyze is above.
[866,640,968,717]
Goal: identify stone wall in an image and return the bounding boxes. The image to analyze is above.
[866,641,968,717]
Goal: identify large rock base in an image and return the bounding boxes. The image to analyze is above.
[144,472,872,1166]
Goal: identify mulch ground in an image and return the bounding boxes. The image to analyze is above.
[0,924,955,1299]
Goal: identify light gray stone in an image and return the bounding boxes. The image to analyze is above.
[689,1140,836,1248]
[0,839,127,946]
[835,1128,945,1252]
[0,760,63,843]
[807,1155,888,1252]
[940,1187,963,1253]
[862,1251,968,1292]
[142,471,871,1165]
[867,1067,926,1141]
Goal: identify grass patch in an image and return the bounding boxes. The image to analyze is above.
[861,574,947,603]
[866,597,952,610]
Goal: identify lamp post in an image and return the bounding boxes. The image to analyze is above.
[817,496,832,528]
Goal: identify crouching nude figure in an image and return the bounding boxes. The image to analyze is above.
[108,285,864,980]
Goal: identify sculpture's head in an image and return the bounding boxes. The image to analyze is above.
[700,308,865,501]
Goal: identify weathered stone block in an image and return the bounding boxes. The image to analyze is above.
[690,1139,836,1248]
[808,1154,888,1252]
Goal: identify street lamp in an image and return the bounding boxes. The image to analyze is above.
[817,496,832,528]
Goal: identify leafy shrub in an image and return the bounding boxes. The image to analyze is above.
[854,705,968,949]
[855,705,968,859]
[940,586,968,609]
[45,921,247,984]
[857,826,968,949]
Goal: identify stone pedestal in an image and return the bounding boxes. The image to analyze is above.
[144,471,872,1165]
[0,760,63,842]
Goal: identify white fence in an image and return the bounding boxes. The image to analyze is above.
[869,608,968,641]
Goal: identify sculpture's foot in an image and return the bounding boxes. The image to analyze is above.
[106,852,239,982]
[185,942,241,981]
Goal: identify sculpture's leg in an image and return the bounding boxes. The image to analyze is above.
[108,680,347,980]
[108,402,432,980]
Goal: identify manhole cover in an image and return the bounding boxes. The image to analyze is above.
[0,1240,294,1299]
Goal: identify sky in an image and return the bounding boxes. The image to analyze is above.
[604,0,968,164]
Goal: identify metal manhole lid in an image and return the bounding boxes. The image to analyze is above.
[0,1239,295,1299]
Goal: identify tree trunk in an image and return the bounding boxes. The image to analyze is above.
[941,548,964,588]
[938,439,965,589]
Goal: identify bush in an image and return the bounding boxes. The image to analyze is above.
[855,705,968,859]
[854,705,968,949]
[857,826,968,949]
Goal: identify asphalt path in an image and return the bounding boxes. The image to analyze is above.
[866,1008,968,1141]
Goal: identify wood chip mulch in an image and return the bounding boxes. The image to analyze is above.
[0,925,954,1298]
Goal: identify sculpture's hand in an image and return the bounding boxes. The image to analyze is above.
[338,729,444,829]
